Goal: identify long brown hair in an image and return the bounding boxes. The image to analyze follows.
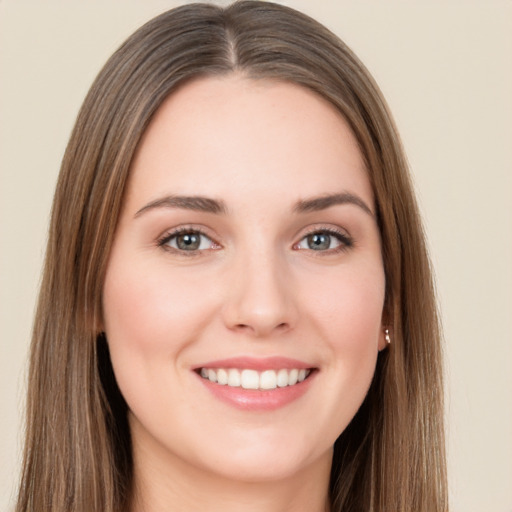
[16,2,447,511]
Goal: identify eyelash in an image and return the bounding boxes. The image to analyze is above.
[157,226,354,255]
[157,226,218,256]
[294,227,354,255]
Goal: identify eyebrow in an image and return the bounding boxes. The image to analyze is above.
[134,195,227,218]
[134,191,373,219]
[293,192,374,216]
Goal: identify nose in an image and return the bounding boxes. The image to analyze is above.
[221,250,298,338]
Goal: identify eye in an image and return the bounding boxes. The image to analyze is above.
[294,229,353,252]
[159,229,218,252]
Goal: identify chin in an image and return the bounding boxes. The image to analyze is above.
[201,449,325,484]
[183,427,333,484]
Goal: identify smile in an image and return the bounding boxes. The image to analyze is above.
[199,367,311,390]
[194,357,317,410]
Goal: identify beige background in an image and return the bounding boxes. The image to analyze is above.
[1,1,511,510]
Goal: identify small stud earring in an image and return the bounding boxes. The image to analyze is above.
[385,328,391,345]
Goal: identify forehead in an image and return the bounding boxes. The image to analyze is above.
[127,75,373,210]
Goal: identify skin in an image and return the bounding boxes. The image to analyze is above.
[103,75,387,512]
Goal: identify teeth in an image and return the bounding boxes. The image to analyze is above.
[260,370,277,390]
[241,369,259,389]
[217,368,228,385]
[199,367,311,390]
[227,368,240,387]
[277,369,288,387]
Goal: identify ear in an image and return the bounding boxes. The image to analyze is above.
[378,305,393,351]
[378,326,391,351]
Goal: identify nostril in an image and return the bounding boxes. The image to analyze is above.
[231,321,290,336]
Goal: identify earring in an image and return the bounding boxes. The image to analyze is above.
[385,328,391,345]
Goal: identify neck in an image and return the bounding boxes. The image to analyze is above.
[129,432,332,512]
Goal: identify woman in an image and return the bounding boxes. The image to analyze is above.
[15,2,447,511]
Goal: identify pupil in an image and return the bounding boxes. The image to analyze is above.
[308,233,330,250]
[177,233,200,250]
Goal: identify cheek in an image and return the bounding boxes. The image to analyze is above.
[303,261,385,410]
[101,255,218,395]
[309,263,385,347]
[310,266,385,434]
[103,257,211,344]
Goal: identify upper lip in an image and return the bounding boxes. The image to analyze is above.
[193,356,314,371]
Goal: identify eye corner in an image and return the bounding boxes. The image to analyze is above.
[293,226,354,254]
[157,226,221,255]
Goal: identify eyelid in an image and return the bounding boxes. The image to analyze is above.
[157,225,221,254]
[293,225,354,253]
[155,223,353,256]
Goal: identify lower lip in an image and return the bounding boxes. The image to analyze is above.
[195,371,316,411]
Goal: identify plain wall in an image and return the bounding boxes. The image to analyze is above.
[1,1,511,510]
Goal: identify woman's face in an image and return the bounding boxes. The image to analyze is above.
[103,76,386,483]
